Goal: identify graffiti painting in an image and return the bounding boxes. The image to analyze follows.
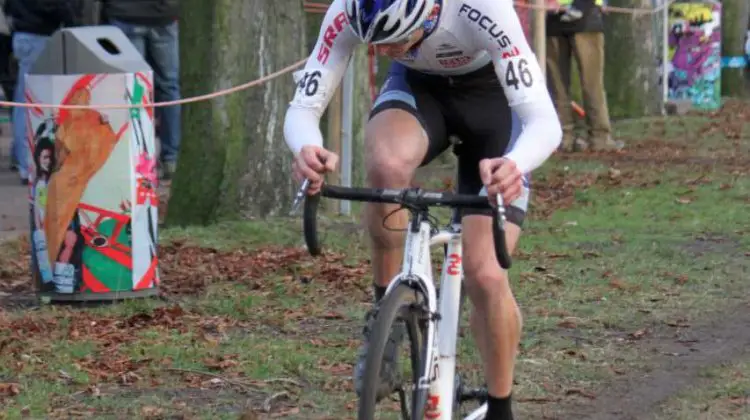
[26,72,159,295]
[667,0,722,110]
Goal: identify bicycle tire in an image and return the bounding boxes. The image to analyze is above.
[358,283,430,420]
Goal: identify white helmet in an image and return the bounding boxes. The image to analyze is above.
[345,0,436,44]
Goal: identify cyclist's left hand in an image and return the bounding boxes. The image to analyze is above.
[479,157,523,205]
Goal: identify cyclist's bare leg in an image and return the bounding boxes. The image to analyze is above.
[364,109,429,289]
[462,216,523,399]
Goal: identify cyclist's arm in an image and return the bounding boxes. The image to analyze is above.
[283,0,359,155]
[473,0,562,174]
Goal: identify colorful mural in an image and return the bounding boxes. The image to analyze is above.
[26,72,160,296]
[667,1,722,110]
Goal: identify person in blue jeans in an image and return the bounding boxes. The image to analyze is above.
[3,0,80,184]
[101,0,181,180]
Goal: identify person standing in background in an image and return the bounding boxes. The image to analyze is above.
[3,0,81,185]
[546,0,623,152]
[0,0,18,170]
[745,25,749,93]
[100,0,181,181]
[0,1,16,104]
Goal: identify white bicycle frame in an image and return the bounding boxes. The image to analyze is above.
[382,217,487,420]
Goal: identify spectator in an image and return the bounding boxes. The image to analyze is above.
[0,1,15,103]
[546,0,622,152]
[0,0,18,170]
[3,0,81,184]
[101,0,181,180]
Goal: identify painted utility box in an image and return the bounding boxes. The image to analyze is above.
[667,0,722,110]
[26,26,160,301]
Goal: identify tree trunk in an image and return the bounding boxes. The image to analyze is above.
[604,0,662,118]
[166,0,306,226]
[721,0,750,97]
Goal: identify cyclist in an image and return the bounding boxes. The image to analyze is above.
[283,0,562,418]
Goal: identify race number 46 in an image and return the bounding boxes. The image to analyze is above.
[505,58,533,90]
[297,70,322,96]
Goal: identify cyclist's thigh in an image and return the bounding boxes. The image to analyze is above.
[367,63,450,171]
[454,83,530,230]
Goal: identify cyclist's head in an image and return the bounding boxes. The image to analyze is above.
[346,0,436,45]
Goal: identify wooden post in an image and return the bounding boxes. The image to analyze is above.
[325,86,342,212]
[533,0,547,76]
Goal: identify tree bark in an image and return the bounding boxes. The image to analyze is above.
[603,0,662,118]
[166,0,306,226]
[721,0,750,97]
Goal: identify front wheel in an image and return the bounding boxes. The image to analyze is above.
[358,283,430,420]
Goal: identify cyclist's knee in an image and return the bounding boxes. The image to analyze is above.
[465,261,510,299]
[364,110,426,187]
[462,215,518,298]
[366,155,415,187]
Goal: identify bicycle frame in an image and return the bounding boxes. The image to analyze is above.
[298,183,511,419]
[382,212,487,420]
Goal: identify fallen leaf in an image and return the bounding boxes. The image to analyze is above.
[203,355,239,371]
[609,279,625,289]
[86,385,101,397]
[610,366,626,375]
[628,329,649,340]
[666,319,690,328]
[141,406,163,418]
[0,383,20,396]
[674,274,689,285]
[564,349,587,360]
[270,407,300,418]
[557,319,577,329]
[238,410,260,420]
[565,388,596,399]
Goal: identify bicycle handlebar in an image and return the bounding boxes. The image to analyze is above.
[301,184,512,269]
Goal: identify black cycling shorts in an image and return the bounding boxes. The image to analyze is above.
[369,62,530,227]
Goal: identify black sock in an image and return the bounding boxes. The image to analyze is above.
[486,393,513,420]
[373,285,387,303]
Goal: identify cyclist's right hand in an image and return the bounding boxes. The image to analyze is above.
[293,145,339,195]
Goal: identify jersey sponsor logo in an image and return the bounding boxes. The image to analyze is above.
[458,4,516,52]
[436,49,464,58]
[316,11,348,65]
[439,55,473,68]
[501,47,521,59]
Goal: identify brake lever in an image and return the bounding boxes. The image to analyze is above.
[289,178,310,216]
[495,193,506,222]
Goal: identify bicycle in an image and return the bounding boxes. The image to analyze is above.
[300,183,511,420]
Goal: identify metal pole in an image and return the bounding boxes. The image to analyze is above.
[340,57,354,216]
[533,0,547,76]
[662,0,669,114]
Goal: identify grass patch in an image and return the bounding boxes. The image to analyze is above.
[0,100,748,419]
[650,360,750,420]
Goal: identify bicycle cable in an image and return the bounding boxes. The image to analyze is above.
[381,203,441,234]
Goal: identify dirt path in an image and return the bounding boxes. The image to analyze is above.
[555,298,750,420]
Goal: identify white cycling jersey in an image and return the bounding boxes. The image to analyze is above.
[283,0,562,174]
